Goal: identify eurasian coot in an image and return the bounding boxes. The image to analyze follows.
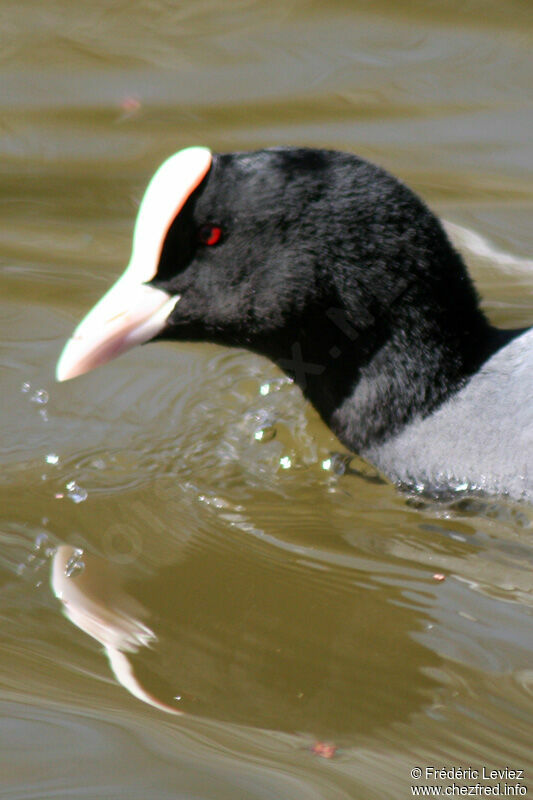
[56,147,533,501]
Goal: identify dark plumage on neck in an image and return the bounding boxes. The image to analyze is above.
[247,200,498,453]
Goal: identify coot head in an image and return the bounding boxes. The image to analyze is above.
[57,146,497,452]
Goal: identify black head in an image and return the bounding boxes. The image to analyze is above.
[153,148,340,349]
[57,146,494,450]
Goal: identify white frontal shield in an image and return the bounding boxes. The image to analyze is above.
[56,146,212,381]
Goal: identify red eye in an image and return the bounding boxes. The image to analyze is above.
[198,224,223,246]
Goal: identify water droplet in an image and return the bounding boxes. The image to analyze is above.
[30,389,49,405]
[21,382,31,393]
[259,377,292,396]
[65,549,85,578]
[323,453,352,476]
[280,456,292,469]
[66,480,88,503]
[46,453,59,465]
[254,427,276,443]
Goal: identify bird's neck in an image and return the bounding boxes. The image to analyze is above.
[264,292,504,453]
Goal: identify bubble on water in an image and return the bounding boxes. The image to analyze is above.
[21,382,31,393]
[325,453,353,476]
[45,453,59,465]
[30,389,49,405]
[245,408,277,443]
[254,427,276,442]
[280,456,292,469]
[65,548,85,578]
[66,480,88,503]
[91,458,106,470]
[39,409,49,422]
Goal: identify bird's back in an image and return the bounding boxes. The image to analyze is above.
[366,328,533,502]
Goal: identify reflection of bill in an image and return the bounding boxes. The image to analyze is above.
[51,535,441,737]
[51,545,182,715]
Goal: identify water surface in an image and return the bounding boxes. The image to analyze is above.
[1,1,532,797]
